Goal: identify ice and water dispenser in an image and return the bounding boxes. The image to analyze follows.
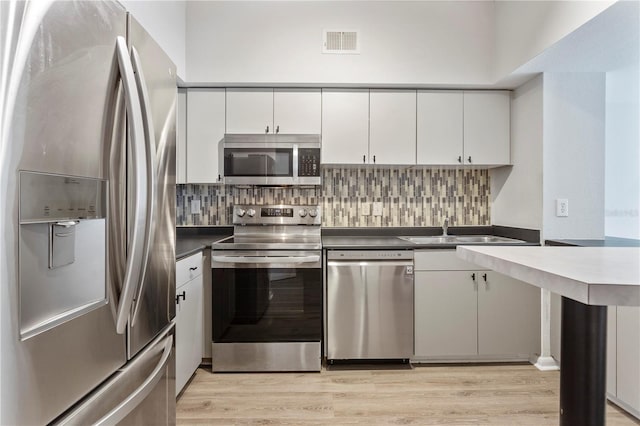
[19,172,108,340]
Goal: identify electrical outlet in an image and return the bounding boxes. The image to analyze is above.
[372,202,383,216]
[191,199,201,214]
[361,202,370,216]
[556,199,569,217]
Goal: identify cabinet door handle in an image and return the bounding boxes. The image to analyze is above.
[482,273,487,282]
[176,291,186,304]
[373,155,376,164]
[189,266,198,271]
[265,125,269,133]
[218,174,221,182]
[471,273,476,281]
[276,125,280,134]
[467,156,472,163]
[363,155,366,163]
[458,156,462,163]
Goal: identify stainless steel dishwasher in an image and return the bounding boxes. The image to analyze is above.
[326,250,414,362]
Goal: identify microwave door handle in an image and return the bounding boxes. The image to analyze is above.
[129,46,157,327]
[114,36,148,334]
[211,255,320,264]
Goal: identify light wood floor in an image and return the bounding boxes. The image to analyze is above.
[177,363,639,425]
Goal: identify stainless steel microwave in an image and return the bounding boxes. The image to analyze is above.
[223,134,321,185]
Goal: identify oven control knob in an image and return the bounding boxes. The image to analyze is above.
[299,208,308,218]
[236,208,246,217]
[247,208,256,217]
[309,208,318,218]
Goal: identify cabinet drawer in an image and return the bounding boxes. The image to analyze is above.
[414,250,479,271]
[176,252,203,288]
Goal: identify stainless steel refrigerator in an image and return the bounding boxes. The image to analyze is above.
[0,1,176,424]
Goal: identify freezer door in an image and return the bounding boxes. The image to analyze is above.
[54,324,176,426]
[1,2,128,425]
[126,15,177,359]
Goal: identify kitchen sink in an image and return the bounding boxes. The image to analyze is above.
[398,235,526,245]
[398,236,461,244]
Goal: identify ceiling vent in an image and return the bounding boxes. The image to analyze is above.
[323,30,360,54]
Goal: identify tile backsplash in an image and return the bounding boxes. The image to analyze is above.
[176,167,490,227]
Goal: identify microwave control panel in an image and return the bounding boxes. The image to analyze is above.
[298,148,320,177]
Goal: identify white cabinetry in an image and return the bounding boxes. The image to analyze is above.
[413,250,540,361]
[463,91,510,165]
[186,89,225,183]
[226,88,321,134]
[416,91,463,165]
[415,270,478,357]
[369,90,416,165]
[176,89,187,184]
[417,91,510,166]
[175,252,203,396]
[321,89,370,164]
[477,272,541,357]
[608,306,640,419]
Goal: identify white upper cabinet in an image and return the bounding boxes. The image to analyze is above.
[186,89,225,183]
[176,89,187,184]
[273,89,321,134]
[226,88,273,134]
[369,90,417,165]
[321,89,370,164]
[417,91,464,165]
[417,90,510,166]
[226,88,321,134]
[463,91,511,165]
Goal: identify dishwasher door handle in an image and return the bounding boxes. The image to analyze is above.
[327,260,413,268]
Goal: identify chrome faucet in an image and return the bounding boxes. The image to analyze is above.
[442,218,449,236]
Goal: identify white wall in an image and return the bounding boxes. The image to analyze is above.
[543,72,607,362]
[119,0,186,79]
[542,72,606,240]
[491,75,543,230]
[605,62,640,238]
[185,1,494,85]
[494,0,615,82]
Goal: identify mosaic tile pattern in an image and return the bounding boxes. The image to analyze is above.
[176,168,490,227]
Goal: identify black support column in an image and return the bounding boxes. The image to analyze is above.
[560,297,607,426]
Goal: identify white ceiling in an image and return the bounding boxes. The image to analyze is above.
[502,0,639,86]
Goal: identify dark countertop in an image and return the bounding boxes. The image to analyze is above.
[545,237,640,247]
[175,225,541,256]
[322,226,540,250]
[176,227,233,260]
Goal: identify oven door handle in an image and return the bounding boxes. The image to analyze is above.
[211,255,320,264]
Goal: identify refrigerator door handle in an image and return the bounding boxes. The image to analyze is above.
[93,334,173,426]
[129,45,157,327]
[114,36,148,334]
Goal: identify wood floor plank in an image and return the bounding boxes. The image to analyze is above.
[177,364,640,425]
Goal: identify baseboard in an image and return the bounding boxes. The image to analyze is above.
[533,355,560,371]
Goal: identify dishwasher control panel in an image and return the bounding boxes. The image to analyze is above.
[327,250,414,261]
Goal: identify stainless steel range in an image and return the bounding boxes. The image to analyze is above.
[211,205,322,372]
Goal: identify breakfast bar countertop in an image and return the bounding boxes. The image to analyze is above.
[456,245,640,306]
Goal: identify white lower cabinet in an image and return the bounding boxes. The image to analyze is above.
[415,271,477,357]
[413,250,540,361]
[175,253,204,396]
[608,306,640,419]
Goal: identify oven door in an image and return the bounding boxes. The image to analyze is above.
[211,251,322,344]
